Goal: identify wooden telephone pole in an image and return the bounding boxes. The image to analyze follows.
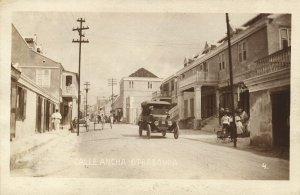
[72,18,89,136]
[226,13,237,147]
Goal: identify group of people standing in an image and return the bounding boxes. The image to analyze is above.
[219,107,249,140]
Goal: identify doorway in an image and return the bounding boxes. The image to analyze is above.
[271,90,290,147]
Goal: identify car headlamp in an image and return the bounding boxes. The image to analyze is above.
[168,121,172,126]
[154,121,159,126]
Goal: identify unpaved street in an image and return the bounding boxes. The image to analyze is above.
[11,124,289,179]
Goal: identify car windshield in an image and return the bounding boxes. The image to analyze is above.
[150,105,170,115]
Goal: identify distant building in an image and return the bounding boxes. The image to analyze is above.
[118,68,163,124]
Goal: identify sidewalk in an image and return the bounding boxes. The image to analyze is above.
[10,127,72,169]
[179,128,289,160]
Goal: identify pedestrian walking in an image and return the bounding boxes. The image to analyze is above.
[97,108,105,130]
[235,110,244,136]
[219,106,225,126]
[109,111,114,129]
[51,109,62,131]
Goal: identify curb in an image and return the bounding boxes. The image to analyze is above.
[10,137,56,170]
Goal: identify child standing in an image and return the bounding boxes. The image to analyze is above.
[221,109,233,141]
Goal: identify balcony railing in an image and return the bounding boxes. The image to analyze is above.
[152,91,172,99]
[62,85,77,97]
[255,47,291,76]
[179,71,218,88]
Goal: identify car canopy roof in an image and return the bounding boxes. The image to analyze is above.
[141,101,171,107]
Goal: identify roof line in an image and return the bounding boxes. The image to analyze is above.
[12,23,64,70]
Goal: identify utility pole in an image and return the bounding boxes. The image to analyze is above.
[108,78,117,112]
[226,13,237,147]
[84,81,90,131]
[72,18,89,136]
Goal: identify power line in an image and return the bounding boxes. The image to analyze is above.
[87,33,205,47]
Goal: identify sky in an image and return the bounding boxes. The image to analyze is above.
[12,12,257,104]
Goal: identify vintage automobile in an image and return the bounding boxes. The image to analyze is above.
[138,101,179,139]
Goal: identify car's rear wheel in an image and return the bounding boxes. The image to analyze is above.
[139,125,143,136]
[174,124,179,139]
[162,131,166,137]
[147,124,151,139]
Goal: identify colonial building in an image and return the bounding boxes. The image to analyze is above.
[11,24,63,104]
[61,70,79,126]
[11,64,59,140]
[157,14,291,147]
[118,68,163,124]
[11,24,79,139]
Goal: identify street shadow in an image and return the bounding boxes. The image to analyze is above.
[181,137,289,160]
[82,137,121,142]
[121,134,167,139]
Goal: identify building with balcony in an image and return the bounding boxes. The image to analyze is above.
[244,47,290,147]
[118,68,163,124]
[161,14,291,147]
[60,70,79,126]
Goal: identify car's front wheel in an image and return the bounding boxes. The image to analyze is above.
[147,124,151,139]
[139,125,143,136]
[174,124,179,139]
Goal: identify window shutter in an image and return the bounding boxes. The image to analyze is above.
[22,89,27,120]
[288,29,291,46]
[16,87,21,120]
[36,69,43,86]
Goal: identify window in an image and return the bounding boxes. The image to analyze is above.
[184,100,188,118]
[219,55,222,70]
[238,41,247,62]
[16,86,27,120]
[280,28,291,49]
[148,82,152,89]
[203,62,208,72]
[129,81,134,88]
[163,83,169,91]
[171,80,175,91]
[36,69,51,87]
[219,53,226,70]
[222,54,226,69]
[66,75,72,86]
[190,98,194,117]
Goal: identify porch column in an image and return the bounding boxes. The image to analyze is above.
[216,89,220,115]
[177,91,184,120]
[194,85,202,129]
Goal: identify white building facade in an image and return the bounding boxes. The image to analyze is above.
[119,68,163,124]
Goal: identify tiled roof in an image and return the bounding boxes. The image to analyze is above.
[129,68,158,78]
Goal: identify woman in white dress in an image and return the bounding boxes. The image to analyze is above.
[235,113,244,135]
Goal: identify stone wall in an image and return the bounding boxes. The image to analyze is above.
[248,89,273,147]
